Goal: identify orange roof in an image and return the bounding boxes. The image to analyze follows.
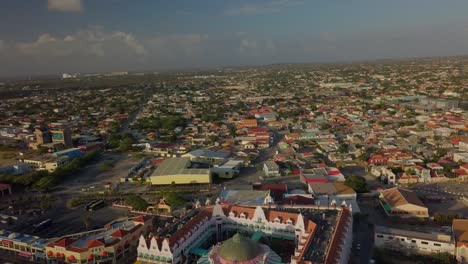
[453,219,468,244]
[239,119,258,127]
[380,187,426,208]
[110,229,130,238]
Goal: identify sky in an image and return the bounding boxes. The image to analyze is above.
[2,0,468,77]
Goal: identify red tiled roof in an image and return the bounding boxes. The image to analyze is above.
[110,229,130,238]
[133,215,150,223]
[87,239,105,248]
[49,237,76,248]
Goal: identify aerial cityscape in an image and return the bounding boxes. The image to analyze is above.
[1,1,468,264]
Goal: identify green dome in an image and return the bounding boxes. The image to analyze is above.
[217,234,262,262]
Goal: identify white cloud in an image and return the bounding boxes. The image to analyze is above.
[16,28,147,57]
[226,0,303,16]
[48,0,82,13]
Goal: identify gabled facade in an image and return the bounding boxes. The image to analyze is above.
[137,204,353,264]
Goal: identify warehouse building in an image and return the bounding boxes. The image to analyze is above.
[149,158,211,185]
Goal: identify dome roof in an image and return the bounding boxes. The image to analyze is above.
[217,234,262,262]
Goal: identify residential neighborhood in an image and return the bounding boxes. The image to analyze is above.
[1,55,468,264]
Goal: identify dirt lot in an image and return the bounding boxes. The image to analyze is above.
[0,151,18,166]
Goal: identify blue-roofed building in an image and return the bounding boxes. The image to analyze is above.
[52,148,83,159]
[0,230,51,262]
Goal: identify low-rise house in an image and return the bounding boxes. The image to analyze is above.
[397,173,420,185]
[379,188,429,218]
[308,182,360,213]
[370,166,396,184]
[263,161,280,177]
[238,119,258,129]
[453,219,468,263]
[211,160,243,179]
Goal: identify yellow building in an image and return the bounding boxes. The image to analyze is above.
[22,155,69,172]
[44,216,151,264]
[149,158,211,185]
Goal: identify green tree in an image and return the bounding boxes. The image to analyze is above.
[125,195,149,211]
[344,176,368,193]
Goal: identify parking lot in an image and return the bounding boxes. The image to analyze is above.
[6,203,131,238]
[410,183,468,217]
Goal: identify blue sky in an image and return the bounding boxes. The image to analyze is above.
[1,0,468,76]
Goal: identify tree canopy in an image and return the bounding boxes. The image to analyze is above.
[344,176,368,193]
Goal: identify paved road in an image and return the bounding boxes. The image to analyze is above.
[352,217,374,264]
[118,87,153,135]
[6,153,136,238]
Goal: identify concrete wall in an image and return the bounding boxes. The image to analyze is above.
[149,174,211,185]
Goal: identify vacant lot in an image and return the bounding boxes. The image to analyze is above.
[0,151,18,166]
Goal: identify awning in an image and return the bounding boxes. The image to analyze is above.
[18,251,33,258]
[2,240,14,245]
[382,203,391,212]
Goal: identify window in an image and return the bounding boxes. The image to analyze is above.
[411,240,416,243]
[421,241,428,245]
[434,243,441,247]
[400,238,405,242]
[377,235,384,238]
[387,236,393,240]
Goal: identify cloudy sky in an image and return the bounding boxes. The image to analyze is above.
[2,0,468,77]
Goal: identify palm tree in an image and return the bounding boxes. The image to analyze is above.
[83,213,91,230]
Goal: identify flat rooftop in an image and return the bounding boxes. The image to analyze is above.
[309,183,356,195]
[218,160,243,169]
[189,149,230,159]
[220,190,270,205]
[375,225,453,243]
[151,158,210,177]
[0,230,49,247]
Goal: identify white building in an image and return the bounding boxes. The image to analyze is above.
[375,225,455,256]
[211,160,243,179]
[137,204,353,264]
[263,161,280,177]
[454,153,468,163]
[308,182,360,214]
